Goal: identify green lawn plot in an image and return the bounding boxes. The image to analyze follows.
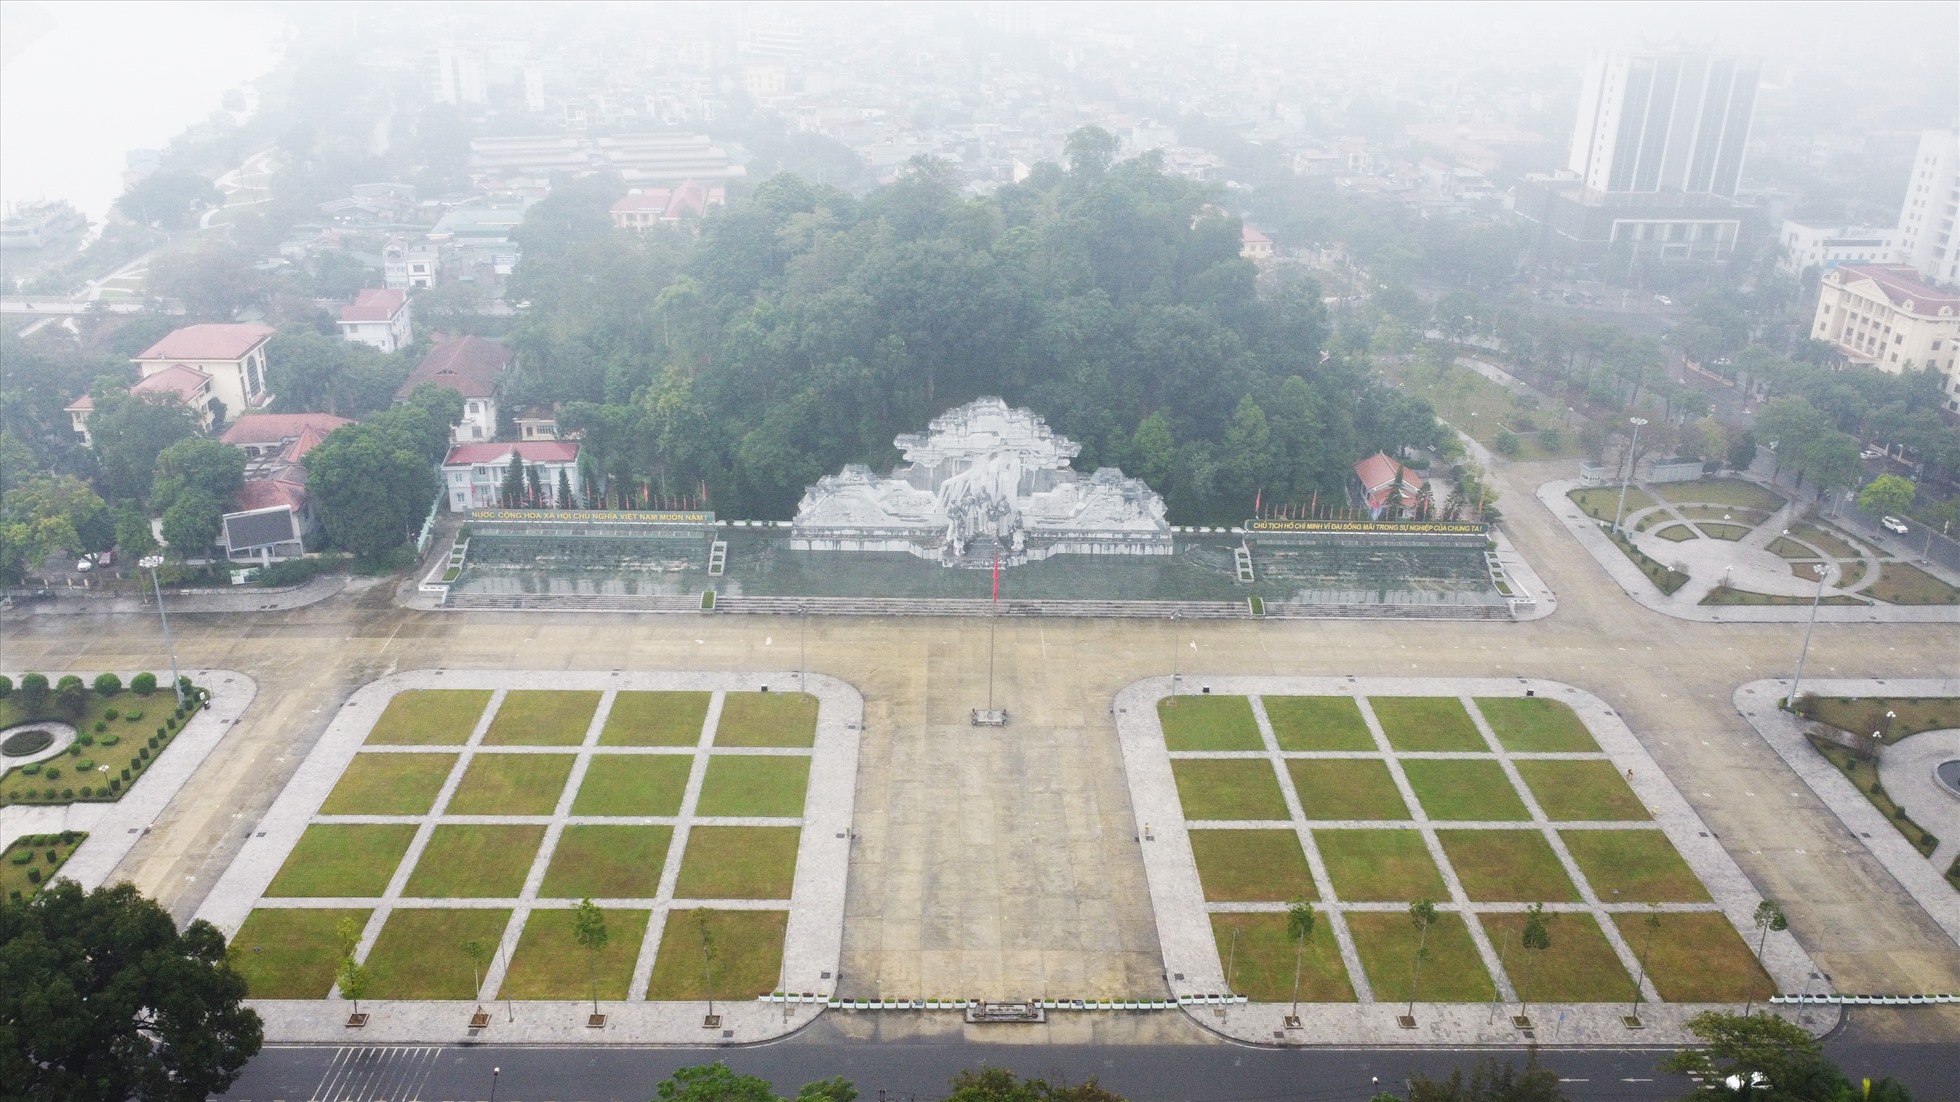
[646,908,788,999]
[1807,696,1960,743]
[600,691,712,746]
[1677,505,1770,525]
[230,907,372,998]
[366,690,491,746]
[1383,359,1583,459]
[673,826,800,899]
[714,692,819,748]
[539,825,673,898]
[1436,831,1579,902]
[318,753,458,816]
[264,824,417,898]
[1560,830,1710,903]
[1286,759,1409,820]
[1768,537,1814,559]
[1787,559,1866,589]
[1515,760,1648,821]
[1369,698,1487,752]
[1479,911,1631,1003]
[1264,696,1375,751]
[1700,588,1867,607]
[1612,911,1774,1003]
[402,824,546,898]
[1157,695,1263,750]
[694,755,811,817]
[0,832,85,899]
[1170,759,1289,821]
[444,752,576,816]
[1188,829,1317,902]
[1316,829,1447,901]
[483,690,602,746]
[570,753,692,816]
[1790,524,1865,560]
[1474,698,1597,753]
[1569,486,1655,518]
[1869,562,1960,605]
[1807,736,1938,857]
[1651,479,1783,512]
[363,907,513,999]
[1399,760,1531,821]
[1699,523,1751,541]
[499,906,652,1000]
[1347,911,1495,1003]
[1210,912,1355,1002]
[1654,525,1697,542]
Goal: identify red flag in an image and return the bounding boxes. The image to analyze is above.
[1310,490,1318,516]
[1253,488,1262,515]
[992,555,1000,602]
[700,480,709,505]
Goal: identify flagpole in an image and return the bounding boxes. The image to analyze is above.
[988,554,998,712]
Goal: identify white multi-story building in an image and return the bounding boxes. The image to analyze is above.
[441,441,583,511]
[1811,264,1960,415]
[1777,221,1897,278]
[1568,51,1760,199]
[434,45,488,106]
[1894,130,1960,285]
[337,288,413,354]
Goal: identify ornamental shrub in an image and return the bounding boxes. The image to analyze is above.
[20,764,39,776]
[59,788,72,800]
[55,675,82,693]
[27,869,40,884]
[79,786,92,798]
[92,722,105,734]
[45,849,57,863]
[166,717,177,731]
[9,850,29,865]
[58,831,74,844]
[131,672,157,696]
[104,708,119,721]
[43,767,59,781]
[100,735,119,747]
[17,673,49,713]
[124,710,142,722]
[138,748,149,761]
[120,768,130,782]
[93,673,122,696]
[53,679,87,721]
[67,745,79,756]
[0,675,12,699]
[75,759,93,772]
[152,732,162,744]
[108,778,120,792]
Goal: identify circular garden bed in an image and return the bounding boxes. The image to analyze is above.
[2,729,53,757]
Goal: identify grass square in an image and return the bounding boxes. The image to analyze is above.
[1400,760,1531,821]
[1612,912,1774,1003]
[1188,829,1317,902]
[647,908,788,999]
[1170,759,1289,821]
[570,754,692,816]
[1516,760,1649,821]
[1369,697,1487,752]
[1157,696,1263,750]
[1473,698,1598,753]
[600,691,712,746]
[318,753,457,816]
[714,692,819,747]
[1264,696,1375,751]
[1316,829,1446,902]
[1347,911,1494,1003]
[1210,912,1355,1002]
[1561,830,1710,903]
[483,690,603,746]
[695,756,810,817]
[499,906,651,1000]
[264,824,417,898]
[231,908,371,998]
[1286,759,1409,820]
[673,826,799,899]
[402,824,546,898]
[445,752,576,816]
[538,825,672,898]
[366,690,491,746]
[363,907,512,999]
[1480,912,1631,1003]
[1436,831,1579,902]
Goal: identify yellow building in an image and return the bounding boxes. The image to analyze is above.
[1811,264,1960,415]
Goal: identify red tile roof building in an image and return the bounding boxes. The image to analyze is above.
[1812,263,1960,414]
[337,288,414,353]
[398,335,514,443]
[441,441,583,511]
[1353,451,1426,515]
[129,322,276,426]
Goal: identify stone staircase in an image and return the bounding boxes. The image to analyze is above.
[440,590,1510,621]
[441,591,703,613]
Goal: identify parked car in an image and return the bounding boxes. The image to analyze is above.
[1881,516,1910,535]
[74,558,92,572]
[1862,447,1886,461]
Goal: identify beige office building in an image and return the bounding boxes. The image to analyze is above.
[1811,264,1960,415]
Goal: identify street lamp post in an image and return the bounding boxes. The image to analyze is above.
[1785,563,1829,707]
[798,605,808,687]
[1169,611,1182,696]
[1610,417,1649,535]
[138,555,186,708]
[490,1067,500,1102]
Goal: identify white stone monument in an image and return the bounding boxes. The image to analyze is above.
[790,398,1172,567]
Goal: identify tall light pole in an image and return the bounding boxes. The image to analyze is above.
[798,605,808,687]
[138,555,186,708]
[1610,416,1649,535]
[1786,563,1829,707]
[1169,610,1182,697]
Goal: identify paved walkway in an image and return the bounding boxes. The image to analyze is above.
[4,574,353,617]
[1735,680,1960,952]
[1536,479,1960,624]
[1879,729,1960,873]
[193,669,862,1045]
[1115,675,1819,1046]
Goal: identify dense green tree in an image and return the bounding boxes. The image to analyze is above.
[0,881,262,1099]
[1404,1051,1566,1102]
[151,436,246,514]
[652,1063,781,1102]
[115,169,223,230]
[0,474,111,582]
[946,1068,1125,1102]
[87,391,198,503]
[1660,1011,1910,1101]
[149,244,267,322]
[304,422,437,559]
[1858,474,1915,516]
[160,488,225,558]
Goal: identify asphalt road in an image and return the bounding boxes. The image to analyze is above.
[216,1023,1960,1102]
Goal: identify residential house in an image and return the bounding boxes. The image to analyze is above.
[514,406,561,441]
[215,413,349,563]
[129,323,276,425]
[383,235,441,289]
[219,413,352,461]
[441,441,582,511]
[1240,226,1273,261]
[608,179,725,230]
[337,288,414,353]
[398,335,514,443]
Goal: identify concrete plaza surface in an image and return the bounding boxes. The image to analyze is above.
[1116,675,1820,1046]
[5,439,1958,1046]
[193,669,861,1045]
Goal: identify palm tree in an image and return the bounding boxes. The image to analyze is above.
[1287,898,1316,1022]
[1405,899,1438,1020]
[1517,904,1552,1023]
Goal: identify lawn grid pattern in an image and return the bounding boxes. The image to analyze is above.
[254,687,810,1004]
[1163,693,1728,1007]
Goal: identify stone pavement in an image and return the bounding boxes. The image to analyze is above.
[1115,675,1821,1046]
[1536,479,1960,625]
[1879,728,1960,871]
[1737,679,1960,953]
[192,669,861,1045]
[0,669,256,886]
[4,574,354,617]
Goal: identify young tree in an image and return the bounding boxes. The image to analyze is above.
[695,909,719,1019]
[0,881,263,1098]
[1287,897,1317,1021]
[557,468,575,509]
[337,955,370,1018]
[1517,904,1552,1023]
[1746,901,1788,1016]
[573,897,609,1015]
[460,936,490,1003]
[501,451,526,508]
[1857,474,1915,517]
[1405,898,1438,1019]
